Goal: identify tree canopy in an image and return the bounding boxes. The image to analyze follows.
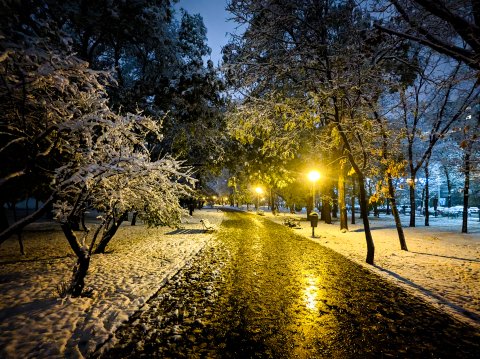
[0,0,223,296]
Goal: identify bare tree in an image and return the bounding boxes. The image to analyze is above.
[452,105,480,232]
[375,0,480,72]
[370,107,409,250]
[392,52,478,226]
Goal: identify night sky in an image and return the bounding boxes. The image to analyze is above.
[177,0,237,66]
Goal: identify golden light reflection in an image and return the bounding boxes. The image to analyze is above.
[303,275,319,311]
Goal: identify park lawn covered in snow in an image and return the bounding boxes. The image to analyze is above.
[0,209,223,358]
[0,207,479,358]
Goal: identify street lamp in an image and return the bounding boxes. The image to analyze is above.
[308,170,320,236]
[308,170,321,211]
[255,187,263,212]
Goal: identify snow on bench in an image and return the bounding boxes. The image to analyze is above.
[200,218,217,232]
[283,217,301,229]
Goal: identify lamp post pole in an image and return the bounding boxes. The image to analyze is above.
[307,170,320,221]
[255,187,263,213]
[311,182,315,213]
[308,170,320,206]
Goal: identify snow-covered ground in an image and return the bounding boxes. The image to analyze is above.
[0,209,223,359]
[0,207,479,358]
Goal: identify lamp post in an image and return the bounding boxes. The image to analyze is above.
[307,170,320,236]
[255,187,263,212]
[308,170,321,212]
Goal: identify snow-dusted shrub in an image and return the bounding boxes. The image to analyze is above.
[0,1,195,296]
[51,111,195,228]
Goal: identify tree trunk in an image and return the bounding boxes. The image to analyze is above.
[131,212,138,226]
[81,212,88,231]
[270,189,277,214]
[444,165,452,208]
[69,215,81,231]
[270,189,273,214]
[462,151,471,233]
[322,195,332,224]
[424,164,430,226]
[70,249,90,297]
[330,100,373,263]
[366,179,374,218]
[94,211,128,254]
[387,174,408,251]
[332,200,338,218]
[332,185,338,219]
[17,232,26,255]
[61,222,90,297]
[373,104,407,251]
[420,187,425,215]
[338,171,348,231]
[351,176,356,224]
[358,174,375,264]
[409,180,416,227]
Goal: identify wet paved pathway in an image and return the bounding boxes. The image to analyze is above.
[98,211,480,358]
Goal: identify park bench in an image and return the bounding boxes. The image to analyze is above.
[283,217,301,229]
[200,218,217,232]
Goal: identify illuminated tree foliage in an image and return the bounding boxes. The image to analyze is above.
[224,0,410,264]
[224,0,478,263]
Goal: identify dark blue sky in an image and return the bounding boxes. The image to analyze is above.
[177,0,237,66]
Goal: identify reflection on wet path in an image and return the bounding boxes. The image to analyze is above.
[303,273,319,311]
[101,211,480,359]
[215,212,479,358]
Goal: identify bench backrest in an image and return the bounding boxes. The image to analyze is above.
[200,219,214,228]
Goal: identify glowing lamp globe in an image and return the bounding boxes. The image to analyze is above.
[308,170,321,182]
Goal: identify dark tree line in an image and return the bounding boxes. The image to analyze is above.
[0,0,225,296]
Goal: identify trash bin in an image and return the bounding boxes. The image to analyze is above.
[309,212,318,237]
